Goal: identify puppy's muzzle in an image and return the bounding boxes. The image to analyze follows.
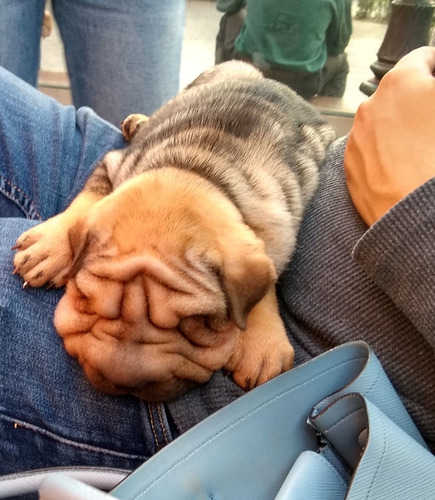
[54,271,240,401]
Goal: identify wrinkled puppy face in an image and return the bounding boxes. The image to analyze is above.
[54,169,276,401]
[54,271,241,401]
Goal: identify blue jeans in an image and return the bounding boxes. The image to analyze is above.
[0,0,185,125]
[0,68,175,478]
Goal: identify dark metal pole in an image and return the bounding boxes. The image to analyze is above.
[360,0,435,96]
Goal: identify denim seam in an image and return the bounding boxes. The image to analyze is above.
[157,404,170,445]
[1,414,148,461]
[147,402,159,449]
[0,173,42,220]
[147,403,171,449]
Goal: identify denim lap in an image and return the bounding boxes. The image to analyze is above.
[0,66,126,220]
[0,69,174,475]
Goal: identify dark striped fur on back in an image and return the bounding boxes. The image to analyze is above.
[87,61,335,274]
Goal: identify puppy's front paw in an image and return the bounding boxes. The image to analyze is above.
[228,335,294,391]
[224,290,295,390]
[13,217,73,288]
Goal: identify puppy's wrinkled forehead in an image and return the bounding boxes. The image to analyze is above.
[79,246,229,330]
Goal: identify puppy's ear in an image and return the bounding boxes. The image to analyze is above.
[120,113,149,142]
[222,251,277,330]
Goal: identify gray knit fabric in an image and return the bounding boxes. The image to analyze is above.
[167,137,435,451]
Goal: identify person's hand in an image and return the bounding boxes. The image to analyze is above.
[345,47,435,226]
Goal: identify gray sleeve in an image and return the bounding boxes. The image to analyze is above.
[353,178,435,348]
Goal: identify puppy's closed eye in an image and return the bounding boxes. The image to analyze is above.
[178,315,240,372]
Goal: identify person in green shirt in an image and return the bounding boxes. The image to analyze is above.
[216,0,353,99]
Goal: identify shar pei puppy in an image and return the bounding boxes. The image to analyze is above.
[13,61,335,401]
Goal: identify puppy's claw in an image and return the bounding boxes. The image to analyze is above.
[228,339,294,392]
[22,281,28,289]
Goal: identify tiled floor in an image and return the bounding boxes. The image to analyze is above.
[38,0,387,133]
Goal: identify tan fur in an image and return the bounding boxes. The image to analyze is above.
[13,62,334,401]
[14,167,292,400]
